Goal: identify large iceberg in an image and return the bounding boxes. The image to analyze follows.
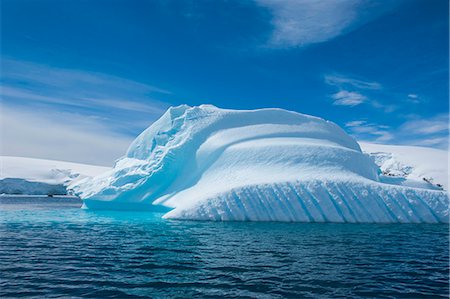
[71,105,448,223]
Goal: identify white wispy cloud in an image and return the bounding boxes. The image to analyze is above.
[345,120,366,127]
[325,74,374,107]
[331,90,366,106]
[345,120,393,142]
[397,113,449,149]
[2,58,171,95]
[400,114,448,135]
[417,137,449,147]
[0,105,133,166]
[324,73,398,112]
[1,58,171,134]
[325,74,382,90]
[407,93,421,104]
[345,114,449,149]
[370,100,397,113]
[255,0,398,48]
[2,86,88,108]
[1,58,170,115]
[1,58,174,164]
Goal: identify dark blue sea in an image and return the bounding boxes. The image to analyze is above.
[1,196,448,298]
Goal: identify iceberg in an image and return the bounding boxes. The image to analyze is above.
[0,156,109,195]
[360,142,448,190]
[71,105,449,223]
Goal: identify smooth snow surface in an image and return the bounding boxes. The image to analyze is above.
[72,105,449,223]
[0,156,109,195]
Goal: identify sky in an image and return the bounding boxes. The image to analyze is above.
[1,0,448,166]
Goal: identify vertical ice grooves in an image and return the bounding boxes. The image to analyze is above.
[236,189,260,221]
[372,190,395,223]
[383,192,412,223]
[280,183,308,222]
[298,184,329,222]
[230,192,246,221]
[272,184,297,221]
[257,185,289,221]
[421,192,448,221]
[408,192,439,223]
[263,185,285,221]
[284,183,314,222]
[312,183,344,222]
[230,191,249,221]
[221,194,235,221]
[250,186,274,221]
[270,185,294,221]
[321,182,350,223]
[387,189,417,223]
[372,192,398,223]
[206,198,221,221]
[329,183,359,223]
[165,180,448,223]
[241,188,266,221]
[336,186,375,222]
[397,191,423,223]
[291,184,321,222]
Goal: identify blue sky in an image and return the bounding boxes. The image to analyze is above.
[1,0,448,165]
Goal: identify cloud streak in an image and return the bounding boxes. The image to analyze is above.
[332,90,366,106]
[1,58,170,114]
[1,58,174,164]
[345,114,449,149]
[345,120,393,142]
[325,74,382,90]
[2,58,171,95]
[400,114,448,136]
[324,73,399,112]
[1,58,171,134]
[255,0,399,48]
[1,105,133,166]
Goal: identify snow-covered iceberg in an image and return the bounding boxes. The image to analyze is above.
[360,142,448,190]
[1,156,109,195]
[71,105,448,223]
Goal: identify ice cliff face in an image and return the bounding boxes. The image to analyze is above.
[71,105,448,223]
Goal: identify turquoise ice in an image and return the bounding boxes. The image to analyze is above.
[71,105,448,223]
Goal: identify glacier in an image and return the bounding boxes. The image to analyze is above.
[71,105,449,223]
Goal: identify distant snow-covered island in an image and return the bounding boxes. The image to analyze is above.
[0,156,108,196]
[2,105,448,223]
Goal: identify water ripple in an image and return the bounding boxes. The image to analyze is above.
[1,197,449,298]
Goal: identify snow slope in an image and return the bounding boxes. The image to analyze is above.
[0,156,109,195]
[360,142,448,190]
[71,105,449,223]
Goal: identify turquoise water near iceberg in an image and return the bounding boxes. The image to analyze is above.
[1,196,448,298]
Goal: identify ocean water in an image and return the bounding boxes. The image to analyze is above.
[1,196,448,298]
